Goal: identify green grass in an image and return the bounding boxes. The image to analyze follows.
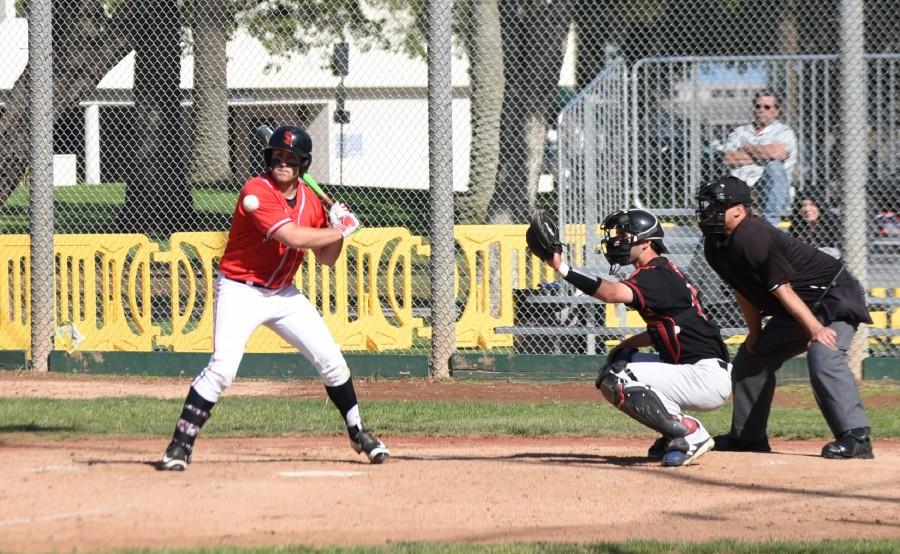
[100,539,900,553]
[1,396,898,440]
[0,182,555,235]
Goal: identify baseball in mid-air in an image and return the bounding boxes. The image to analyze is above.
[242,194,259,212]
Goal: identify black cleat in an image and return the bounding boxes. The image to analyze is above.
[713,434,772,453]
[661,436,715,467]
[158,441,190,471]
[351,428,390,464]
[647,436,668,461]
[822,428,874,459]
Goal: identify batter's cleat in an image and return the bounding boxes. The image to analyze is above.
[158,441,190,471]
[647,436,668,461]
[661,436,714,467]
[821,427,874,460]
[351,428,390,464]
[713,434,772,453]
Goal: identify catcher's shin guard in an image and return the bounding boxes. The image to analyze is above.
[598,375,690,438]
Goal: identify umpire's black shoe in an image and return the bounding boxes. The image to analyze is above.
[713,434,772,453]
[822,427,874,459]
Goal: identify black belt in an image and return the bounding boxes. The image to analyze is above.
[716,359,730,371]
[224,276,271,290]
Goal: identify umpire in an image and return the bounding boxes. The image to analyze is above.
[696,176,874,459]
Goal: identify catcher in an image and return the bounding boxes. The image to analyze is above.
[526,209,732,466]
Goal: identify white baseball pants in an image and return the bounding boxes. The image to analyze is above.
[192,276,351,402]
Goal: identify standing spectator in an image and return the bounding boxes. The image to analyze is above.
[696,176,874,460]
[789,189,842,258]
[723,91,798,226]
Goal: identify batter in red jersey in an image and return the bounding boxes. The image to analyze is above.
[159,126,389,471]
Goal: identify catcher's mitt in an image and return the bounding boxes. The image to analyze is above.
[526,209,563,262]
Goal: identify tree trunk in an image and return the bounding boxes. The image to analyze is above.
[0,0,135,207]
[188,0,234,188]
[457,0,504,224]
[489,0,571,223]
[119,0,194,235]
[0,75,30,206]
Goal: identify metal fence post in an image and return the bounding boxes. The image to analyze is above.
[428,0,454,378]
[28,0,54,373]
[839,0,868,379]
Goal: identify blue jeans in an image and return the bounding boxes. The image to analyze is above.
[757,161,790,226]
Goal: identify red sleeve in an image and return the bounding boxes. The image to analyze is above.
[240,178,292,239]
[300,184,329,230]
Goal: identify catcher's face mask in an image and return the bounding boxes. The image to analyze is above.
[601,209,667,272]
[601,228,637,268]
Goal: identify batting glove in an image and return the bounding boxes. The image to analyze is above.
[335,210,361,238]
[328,202,351,228]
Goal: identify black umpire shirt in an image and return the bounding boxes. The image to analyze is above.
[703,215,869,324]
[623,257,729,364]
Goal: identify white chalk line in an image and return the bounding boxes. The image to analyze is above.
[0,505,129,528]
[19,464,83,474]
[278,470,365,478]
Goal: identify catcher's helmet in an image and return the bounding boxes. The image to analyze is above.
[600,209,668,267]
[696,176,752,237]
[264,125,313,172]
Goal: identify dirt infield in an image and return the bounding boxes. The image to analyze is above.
[1,372,899,551]
[3,372,899,407]
[2,437,899,552]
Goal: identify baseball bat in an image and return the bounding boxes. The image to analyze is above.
[301,172,335,208]
[255,125,334,208]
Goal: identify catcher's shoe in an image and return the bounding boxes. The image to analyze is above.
[821,427,874,460]
[647,436,669,461]
[661,436,714,467]
[158,441,190,471]
[351,428,390,464]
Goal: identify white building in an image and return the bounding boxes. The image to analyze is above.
[1,6,578,192]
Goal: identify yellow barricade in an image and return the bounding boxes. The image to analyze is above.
[450,225,556,348]
[0,234,157,352]
[868,287,900,346]
[155,229,427,353]
[0,236,30,350]
[2,229,896,354]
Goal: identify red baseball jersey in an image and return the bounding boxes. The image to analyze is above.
[218,173,327,289]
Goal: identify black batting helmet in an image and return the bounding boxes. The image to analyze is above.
[600,208,668,268]
[264,126,313,173]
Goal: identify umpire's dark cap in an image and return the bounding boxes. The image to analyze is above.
[710,175,752,206]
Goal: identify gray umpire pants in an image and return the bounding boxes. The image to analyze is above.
[729,315,869,441]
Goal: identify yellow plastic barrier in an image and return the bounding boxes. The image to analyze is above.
[868,287,900,346]
[2,229,895,354]
[0,236,30,350]
[450,225,555,348]
[155,229,427,353]
[0,234,158,352]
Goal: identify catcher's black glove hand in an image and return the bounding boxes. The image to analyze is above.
[525,209,563,262]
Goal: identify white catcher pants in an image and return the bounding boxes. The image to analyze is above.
[192,276,351,402]
[615,352,733,440]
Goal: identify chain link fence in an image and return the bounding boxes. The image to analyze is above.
[1,0,898,370]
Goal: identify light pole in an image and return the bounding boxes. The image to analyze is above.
[332,43,350,186]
